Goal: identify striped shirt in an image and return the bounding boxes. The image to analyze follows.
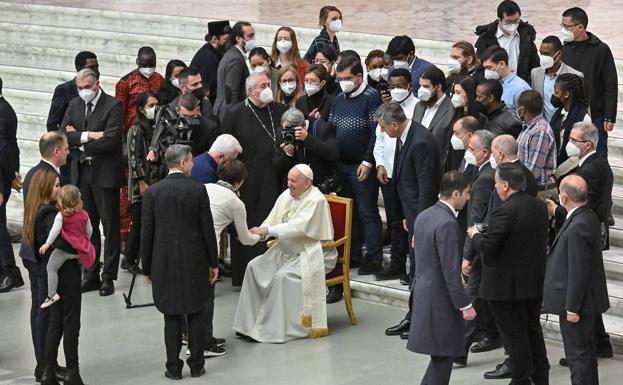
[517,115,557,186]
[303,29,340,63]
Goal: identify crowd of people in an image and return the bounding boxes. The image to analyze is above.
[0,1,619,384]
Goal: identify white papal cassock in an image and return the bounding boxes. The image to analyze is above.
[233,185,337,343]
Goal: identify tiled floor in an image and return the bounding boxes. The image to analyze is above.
[6,0,623,59]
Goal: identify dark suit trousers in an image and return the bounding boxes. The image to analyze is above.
[78,163,121,280]
[124,202,142,267]
[593,314,611,352]
[420,355,453,385]
[559,312,599,385]
[44,260,81,369]
[182,283,216,346]
[23,258,53,373]
[488,297,550,385]
[462,298,498,357]
[381,178,409,268]
[164,309,205,374]
[0,188,22,279]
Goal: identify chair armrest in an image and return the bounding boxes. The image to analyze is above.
[267,239,278,248]
[321,237,347,250]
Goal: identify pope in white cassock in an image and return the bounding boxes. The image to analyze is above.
[233,164,338,343]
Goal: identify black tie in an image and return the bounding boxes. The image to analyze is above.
[85,102,93,127]
[397,138,403,153]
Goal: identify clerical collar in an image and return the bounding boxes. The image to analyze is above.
[42,159,60,174]
[440,200,459,217]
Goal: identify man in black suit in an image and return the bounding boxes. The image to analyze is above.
[375,102,441,339]
[544,175,609,385]
[0,77,24,293]
[141,144,219,380]
[469,162,550,385]
[546,121,614,362]
[191,21,231,105]
[60,68,123,296]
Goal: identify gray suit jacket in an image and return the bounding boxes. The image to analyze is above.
[530,62,583,97]
[413,96,455,167]
[407,201,470,356]
[213,46,250,124]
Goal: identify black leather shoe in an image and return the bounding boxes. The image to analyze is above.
[400,331,409,340]
[470,337,502,353]
[454,356,467,366]
[484,362,511,379]
[358,260,382,275]
[190,367,206,378]
[99,279,114,296]
[40,366,60,385]
[214,337,226,347]
[81,276,101,293]
[63,368,85,385]
[559,357,568,367]
[0,276,24,292]
[399,274,411,286]
[54,365,66,382]
[385,318,410,336]
[326,286,343,304]
[374,265,405,281]
[164,370,182,380]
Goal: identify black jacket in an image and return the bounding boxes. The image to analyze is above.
[46,79,78,132]
[472,191,549,301]
[157,79,181,106]
[474,20,540,83]
[463,163,496,263]
[562,33,618,122]
[273,117,339,186]
[543,205,609,316]
[295,90,334,122]
[0,95,19,192]
[190,43,221,105]
[486,102,522,138]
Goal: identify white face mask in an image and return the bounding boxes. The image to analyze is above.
[450,134,465,150]
[539,54,555,70]
[144,106,157,120]
[447,58,462,74]
[280,80,297,95]
[390,88,410,103]
[305,83,320,97]
[258,87,273,104]
[393,60,409,70]
[489,154,498,169]
[464,150,478,166]
[244,38,258,52]
[339,80,356,94]
[417,86,432,102]
[451,93,466,108]
[253,65,269,75]
[484,68,501,80]
[328,19,342,33]
[276,40,292,54]
[561,27,576,43]
[565,141,582,157]
[79,88,96,103]
[171,78,180,89]
[139,67,155,78]
[368,68,388,82]
[502,22,519,34]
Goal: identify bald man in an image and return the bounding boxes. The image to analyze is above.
[233,165,337,343]
[491,134,538,197]
[543,175,609,385]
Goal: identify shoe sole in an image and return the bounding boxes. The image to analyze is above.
[185,349,227,357]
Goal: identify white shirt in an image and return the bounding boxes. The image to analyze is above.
[421,94,446,129]
[579,150,597,167]
[373,94,418,176]
[496,27,520,72]
[42,159,61,174]
[79,89,102,144]
[565,206,580,220]
[439,199,459,218]
[349,79,367,98]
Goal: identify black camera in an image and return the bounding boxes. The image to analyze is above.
[282,124,297,145]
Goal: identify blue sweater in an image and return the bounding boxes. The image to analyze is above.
[191,152,218,184]
[328,85,383,164]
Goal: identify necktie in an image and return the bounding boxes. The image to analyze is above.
[85,102,93,127]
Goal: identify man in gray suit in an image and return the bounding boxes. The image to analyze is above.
[413,67,455,168]
[543,175,609,385]
[530,35,583,122]
[407,171,476,385]
[213,21,254,124]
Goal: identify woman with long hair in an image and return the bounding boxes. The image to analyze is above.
[270,27,310,85]
[157,59,187,105]
[303,5,342,63]
[274,65,304,109]
[248,47,278,89]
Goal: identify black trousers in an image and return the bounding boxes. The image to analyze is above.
[23,258,54,374]
[78,163,121,281]
[461,297,498,357]
[380,179,409,269]
[164,309,205,374]
[124,202,142,267]
[44,259,81,369]
[559,312,599,385]
[488,297,550,385]
[420,355,454,385]
[182,283,216,346]
[593,314,611,353]
[0,188,22,279]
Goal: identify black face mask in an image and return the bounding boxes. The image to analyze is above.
[192,87,206,101]
[550,94,564,109]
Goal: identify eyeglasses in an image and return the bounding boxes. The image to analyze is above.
[561,23,579,30]
[569,137,588,144]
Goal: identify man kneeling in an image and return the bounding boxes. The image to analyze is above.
[233,164,337,343]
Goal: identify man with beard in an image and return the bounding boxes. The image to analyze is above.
[191,21,231,105]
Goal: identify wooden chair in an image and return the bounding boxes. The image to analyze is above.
[324,193,357,325]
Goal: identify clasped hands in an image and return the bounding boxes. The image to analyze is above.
[250,227,269,236]
[64,125,104,141]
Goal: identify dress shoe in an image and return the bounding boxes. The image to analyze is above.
[374,265,405,281]
[164,370,182,380]
[400,331,409,340]
[559,357,568,367]
[399,274,411,286]
[484,362,511,379]
[40,366,60,385]
[63,367,85,385]
[453,356,467,367]
[385,319,410,336]
[99,279,114,296]
[127,264,142,276]
[54,366,66,382]
[326,286,343,304]
[358,260,382,275]
[80,277,101,293]
[470,337,502,353]
[190,367,206,378]
[0,275,24,292]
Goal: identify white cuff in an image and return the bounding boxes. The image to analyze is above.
[460,303,473,311]
[361,161,372,169]
[566,311,578,315]
[80,132,90,144]
[267,226,278,237]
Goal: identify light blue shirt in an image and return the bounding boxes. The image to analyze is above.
[542,68,561,123]
[501,72,531,112]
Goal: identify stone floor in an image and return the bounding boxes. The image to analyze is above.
[1,246,623,385]
[6,0,623,59]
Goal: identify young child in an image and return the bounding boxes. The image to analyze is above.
[39,185,96,308]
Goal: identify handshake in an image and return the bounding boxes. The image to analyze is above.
[250,227,269,236]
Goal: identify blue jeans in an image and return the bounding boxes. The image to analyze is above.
[336,162,382,262]
[592,116,608,158]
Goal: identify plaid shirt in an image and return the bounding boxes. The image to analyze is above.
[303,28,340,63]
[115,69,164,131]
[517,115,557,186]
